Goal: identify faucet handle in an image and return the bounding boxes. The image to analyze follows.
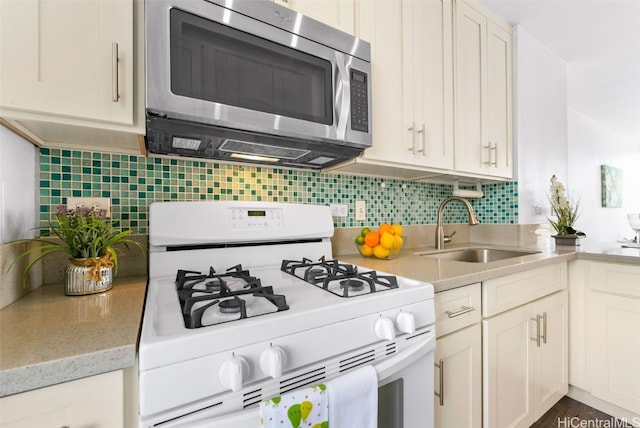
[444,230,456,244]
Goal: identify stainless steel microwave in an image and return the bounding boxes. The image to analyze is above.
[145,0,372,169]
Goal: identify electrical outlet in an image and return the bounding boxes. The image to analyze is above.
[330,203,348,217]
[355,200,366,221]
[66,197,111,218]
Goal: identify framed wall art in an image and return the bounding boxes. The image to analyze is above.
[601,164,623,208]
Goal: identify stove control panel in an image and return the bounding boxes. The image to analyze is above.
[228,207,284,229]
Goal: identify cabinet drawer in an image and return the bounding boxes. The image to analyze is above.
[0,371,123,428]
[435,283,481,337]
[588,262,640,298]
[482,262,567,317]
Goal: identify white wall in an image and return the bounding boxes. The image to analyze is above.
[513,26,569,224]
[0,126,39,243]
[566,109,640,243]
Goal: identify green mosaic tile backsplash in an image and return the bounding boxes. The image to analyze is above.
[39,148,518,234]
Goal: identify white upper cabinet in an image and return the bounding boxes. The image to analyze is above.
[0,0,134,125]
[401,0,454,171]
[328,0,512,181]
[0,0,144,154]
[336,0,454,178]
[453,0,513,179]
[273,0,355,35]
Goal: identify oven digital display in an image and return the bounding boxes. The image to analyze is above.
[247,210,266,217]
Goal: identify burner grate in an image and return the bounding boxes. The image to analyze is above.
[281,258,399,297]
[175,265,289,329]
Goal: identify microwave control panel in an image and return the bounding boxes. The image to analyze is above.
[350,70,369,133]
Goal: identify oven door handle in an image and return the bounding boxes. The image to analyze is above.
[376,330,436,382]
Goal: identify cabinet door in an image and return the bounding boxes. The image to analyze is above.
[590,292,640,413]
[453,1,487,176]
[435,323,482,428]
[274,0,354,35]
[0,0,134,125]
[453,0,512,178]
[356,0,410,164]
[486,20,513,178]
[407,0,454,170]
[483,303,535,428]
[533,290,568,418]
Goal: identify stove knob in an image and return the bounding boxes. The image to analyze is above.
[219,355,249,392]
[259,346,287,379]
[374,316,396,341]
[396,311,416,334]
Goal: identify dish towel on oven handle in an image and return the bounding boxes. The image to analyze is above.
[326,365,378,428]
[259,365,378,428]
[260,384,328,428]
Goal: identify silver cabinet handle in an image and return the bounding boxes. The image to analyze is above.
[445,305,475,318]
[112,42,119,102]
[434,359,444,406]
[416,123,424,152]
[484,143,497,166]
[493,144,498,167]
[541,312,547,344]
[531,315,542,347]
[485,142,497,167]
[408,122,416,153]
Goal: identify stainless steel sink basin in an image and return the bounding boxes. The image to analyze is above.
[420,248,540,263]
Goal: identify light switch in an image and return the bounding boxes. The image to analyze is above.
[355,200,366,221]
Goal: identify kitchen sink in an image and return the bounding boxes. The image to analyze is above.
[419,248,540,263]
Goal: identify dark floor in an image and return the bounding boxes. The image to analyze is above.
[531,396,631,427]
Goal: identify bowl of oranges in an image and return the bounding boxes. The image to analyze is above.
[355,223,406,259]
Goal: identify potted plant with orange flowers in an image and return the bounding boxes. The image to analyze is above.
[11,205,145,295]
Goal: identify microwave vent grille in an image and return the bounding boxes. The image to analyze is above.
[219,139,310,160]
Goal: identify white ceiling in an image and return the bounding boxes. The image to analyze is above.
[480,0,640,141]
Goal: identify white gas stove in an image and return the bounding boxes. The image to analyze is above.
[139,201,435,428]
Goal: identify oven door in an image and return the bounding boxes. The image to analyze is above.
[154,332,435,428]
[146,0,371,148]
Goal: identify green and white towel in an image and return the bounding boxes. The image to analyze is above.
[260,365,378,428]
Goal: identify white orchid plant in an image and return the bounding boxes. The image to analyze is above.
[548,175,582,236]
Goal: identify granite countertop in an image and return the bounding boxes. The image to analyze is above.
[0,276,146,397]
[1,241,638,398]
[339,241,640,292]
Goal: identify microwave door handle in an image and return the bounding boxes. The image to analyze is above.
[334,52,350,140]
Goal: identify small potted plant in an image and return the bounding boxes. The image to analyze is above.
[548,175,585,245]
[10,205,145,295]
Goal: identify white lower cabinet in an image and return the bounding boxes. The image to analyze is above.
[434,283,482,428]
[587,261,640,415]
[483,290,568,428]
[435,323,482,428]
[0,371,124,428]
[482,262,568,428]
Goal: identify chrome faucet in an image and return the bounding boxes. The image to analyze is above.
[435,196,480,250]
